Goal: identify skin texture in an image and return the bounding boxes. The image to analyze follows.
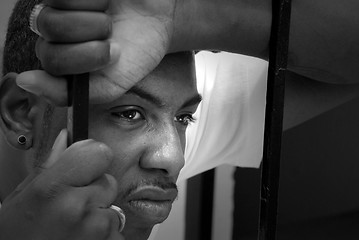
[86,53,200,239]
[22,0,359,105]
[35,0,179,103]
[0,53,201,240]
[27,0,271,104]
[1,0,359,238]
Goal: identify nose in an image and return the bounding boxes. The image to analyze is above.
[140,124,185,178]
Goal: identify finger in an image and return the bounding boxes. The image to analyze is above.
[43,0,109,11]
[15,69,127,106]
[38,8,111,43]
[42,129,68,169]
[36,39,117,75]
[82,208,125,240]
[45,140,114,187]
[88,70,132,104]
[81,174,118,208]
[109,205,126,233]
[17,70,68,106]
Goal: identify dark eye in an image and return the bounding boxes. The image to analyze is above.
[112,109,144,122]
[175,114,196,126]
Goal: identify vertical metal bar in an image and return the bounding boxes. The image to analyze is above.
[258,0,292,239]
[67,73,89,145]
[198,169,215,240]
[185,169,215,240]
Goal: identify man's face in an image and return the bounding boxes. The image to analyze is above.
[39,53,201,237]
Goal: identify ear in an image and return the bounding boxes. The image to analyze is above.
[0,73,42,150]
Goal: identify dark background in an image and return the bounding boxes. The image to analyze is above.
[234,96,359,240]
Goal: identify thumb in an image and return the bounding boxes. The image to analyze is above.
[16,70,68,106]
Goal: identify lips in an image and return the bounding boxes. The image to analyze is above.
[125,186,178,223]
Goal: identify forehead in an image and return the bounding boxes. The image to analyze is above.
[53,52,198,116]
[52,53,198,121]
[134,53,197,100]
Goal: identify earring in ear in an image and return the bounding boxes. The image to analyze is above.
[17,135,27,145]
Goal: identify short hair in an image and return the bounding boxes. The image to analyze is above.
[3,0,53,165]
[2,0,42,76]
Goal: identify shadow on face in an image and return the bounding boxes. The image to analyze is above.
[36,52,201,239]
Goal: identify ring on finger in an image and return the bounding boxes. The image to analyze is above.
[110,205,126,233]
[29,3,46,37]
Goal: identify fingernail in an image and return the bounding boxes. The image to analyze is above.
[16,73,41,95]
[109,41,120,64]
[52,129,67,150]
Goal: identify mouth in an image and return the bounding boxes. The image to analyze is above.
[125,186,178,223]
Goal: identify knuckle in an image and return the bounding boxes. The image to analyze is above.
[43,54,62,75]
[38,8,57,38]
[102,15,112,37]
[37,43,62,75]
[43,15,65,40]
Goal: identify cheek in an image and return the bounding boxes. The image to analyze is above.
[48,108,67,138]
[32,107,66,167]
[177,127,187,153]
[88,115,145,177]
[180,134,186,154]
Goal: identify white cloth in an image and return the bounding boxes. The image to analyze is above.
[150,51,268,240]
[178,51,268,181]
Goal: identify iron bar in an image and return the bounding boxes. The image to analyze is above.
[258,0,292,239]
[67,73,89,145]
[185,169,215,240]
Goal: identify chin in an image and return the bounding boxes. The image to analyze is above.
[122,212,171,240]
[123,200,173,227]
[122,227,154,240]
[114,178,178,238]
[119,200,173,240]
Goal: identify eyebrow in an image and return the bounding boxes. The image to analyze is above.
[181,93,202,109]
[126,86,202,109]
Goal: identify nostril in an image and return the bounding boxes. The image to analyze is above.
[139,148,185,178]
[139,128,185,177]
